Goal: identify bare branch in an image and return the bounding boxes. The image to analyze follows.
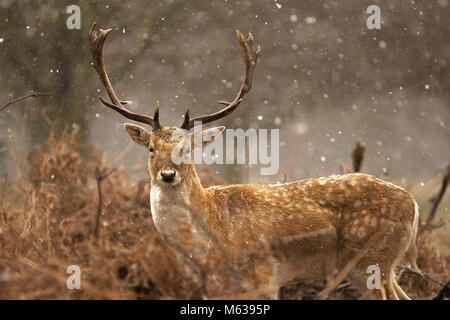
[427,164,450,223]
[93,166,116,238]
[0,92,53,112]
[352,141,366,173]
[399,265,446,287]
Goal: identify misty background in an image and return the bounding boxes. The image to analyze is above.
[0,0,449,185]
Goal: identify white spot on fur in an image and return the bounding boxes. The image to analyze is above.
[358,226,366,238]
[370,217,377,227]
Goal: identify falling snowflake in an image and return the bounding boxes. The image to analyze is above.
[305,17,317,24]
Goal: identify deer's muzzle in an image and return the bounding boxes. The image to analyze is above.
[160,170,176,183]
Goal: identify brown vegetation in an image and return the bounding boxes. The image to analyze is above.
[0,127,448,299]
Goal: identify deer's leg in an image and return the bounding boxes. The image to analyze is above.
[385,275,400,300]
[390,269,411,300]
[392,280,411,300]
[348,216,412,300]
[347,267,388,300]
[385,270,400,300]
[349,262,405,300]
[267,287,280,300]
[344,255,397,300]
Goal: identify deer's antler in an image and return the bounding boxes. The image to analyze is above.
[89,22,161,130]
[181,30,261,130]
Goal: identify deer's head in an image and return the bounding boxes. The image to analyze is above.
[122,125,223,186]
[89,23,260,187]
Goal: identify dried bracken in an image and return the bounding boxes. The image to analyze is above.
[0,127,204,299]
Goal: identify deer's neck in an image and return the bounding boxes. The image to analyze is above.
[150,165,209,244]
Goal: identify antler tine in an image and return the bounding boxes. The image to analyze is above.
[181,30,260,130]
[89,22,161,129]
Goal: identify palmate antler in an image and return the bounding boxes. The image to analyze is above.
[180,30,261,130]
[89,22,161,130]
[89,23,260,131]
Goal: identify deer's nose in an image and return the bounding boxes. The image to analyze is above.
[160,170,176,182]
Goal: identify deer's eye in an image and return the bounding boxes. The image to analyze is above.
[149,147,155,153]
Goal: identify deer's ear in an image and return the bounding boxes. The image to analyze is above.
[124,123,151,147]
[190,126,225,149]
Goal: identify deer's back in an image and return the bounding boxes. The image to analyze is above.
[204,173,416,248]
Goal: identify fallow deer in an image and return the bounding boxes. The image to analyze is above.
[89,23,421,299]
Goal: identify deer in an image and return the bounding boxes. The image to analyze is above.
[89,23,421,300]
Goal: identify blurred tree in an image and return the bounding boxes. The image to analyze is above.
[0,0,185,145]
[0,0,448,182]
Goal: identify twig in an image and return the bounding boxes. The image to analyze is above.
[352,141,366,173]
[427,164,450,223]
[1,215,47,264]
[0,92,53,112]
[93,167,116,237]
[433,281,450,300]
[317,247,369,300]
[338,162,353,174]
[398,265,446,287]
[337,281,352,290]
